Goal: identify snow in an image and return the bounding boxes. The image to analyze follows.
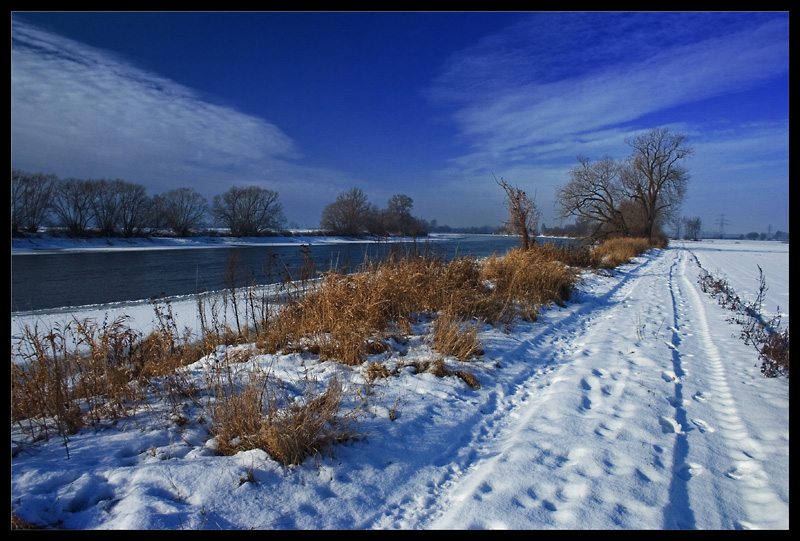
[10,232,411,255]
[11,239,789,530]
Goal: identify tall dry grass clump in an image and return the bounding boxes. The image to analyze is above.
[590,237,653,269]
[11,316,150,455]
[11,302,214,452]
[430,308,483,361]
[258,255,493,365]
[255,248,582,365]
[481,247,578,321]
[210,371,361,465]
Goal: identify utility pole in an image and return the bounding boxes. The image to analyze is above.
[716,214,729,239]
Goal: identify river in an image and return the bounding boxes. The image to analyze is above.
[12,234,575,313]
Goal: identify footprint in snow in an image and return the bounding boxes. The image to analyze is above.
[659,416,682,434]
[675,462,705,480]
[661,370,678,382]
[690,418,715,433]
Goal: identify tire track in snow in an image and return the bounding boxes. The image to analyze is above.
[662,249,787,529]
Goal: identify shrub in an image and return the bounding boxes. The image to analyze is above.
[590,237,652,269]
[481,247,578,321]
[211,373,361,465]
[430,309,483,361]
[698,265,789,378]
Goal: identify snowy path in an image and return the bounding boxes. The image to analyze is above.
[365,248,789,530]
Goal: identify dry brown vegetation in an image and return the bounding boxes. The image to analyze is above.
[698,263,790,378]
[588,237,653,269]
[210,369,360,465]
[11,237,659,468]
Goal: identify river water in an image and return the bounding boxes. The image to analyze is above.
[13,235,573,313]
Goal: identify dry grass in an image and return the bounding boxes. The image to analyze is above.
[430,309,483,361]
[426,357,481,389]
[11,302,214,450]
[258,249,581,365]
[590,237,653,269]
[257,255,494,365]
[759,329,789,378]
[698,264,789,379]
[365,360,392,383]
[11,512,40,530]
[210,371,361,465]
[11,242,587,461]
[481,247,578,321]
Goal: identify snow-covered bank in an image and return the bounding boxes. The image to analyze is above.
[11,240,789,529]
[10,232,425,254]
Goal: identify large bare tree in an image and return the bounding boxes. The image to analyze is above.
[11,170,56,234]
[212,185,286,237]
[623,127,693,242]
[320,187,374,236]
[114,180,151,237]
[50,177,96,235]
[555,127,692,241]
[153,187,208,236]
[556,156,630,239]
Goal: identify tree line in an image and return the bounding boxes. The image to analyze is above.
[11,171,430,239]
[11,172,286,237]
[13,127,701,243]
[319,188,429,237]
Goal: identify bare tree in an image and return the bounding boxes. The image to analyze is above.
[153,187,208,236]
[115,181,151,237]
[495,176,539,250]
[623,127,693,242]
[89,179,121,236]
[50,177,96,235]
[11,170,56,234]
[387,194,413,217]
[212,185,285,237]
[555,156,630,239]
[382,194,423,236]
[320,187,373,236]
[683,216,702,240]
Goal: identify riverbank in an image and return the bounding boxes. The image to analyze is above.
[10,232,427,254]
[12,234,542,313]
[11,231,583,255]
[11,239,789,529]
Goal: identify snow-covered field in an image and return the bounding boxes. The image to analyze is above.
[11,239,789,530]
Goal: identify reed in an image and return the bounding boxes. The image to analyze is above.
[590,237,653,269]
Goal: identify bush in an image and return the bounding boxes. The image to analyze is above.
[698,265,789,378]
[481,247,578,321]
[211,373,361,465]
[590,237,653,269]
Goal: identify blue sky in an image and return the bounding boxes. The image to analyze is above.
[11,12,788,235]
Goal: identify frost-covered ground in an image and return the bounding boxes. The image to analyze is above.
[10,239,789,530]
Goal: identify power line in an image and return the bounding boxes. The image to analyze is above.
[716,214,730,238]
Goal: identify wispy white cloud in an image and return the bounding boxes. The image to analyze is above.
[430,13,788,169]
[10,14,788,233]
[423,13,788,231]
[11,20,358,226]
